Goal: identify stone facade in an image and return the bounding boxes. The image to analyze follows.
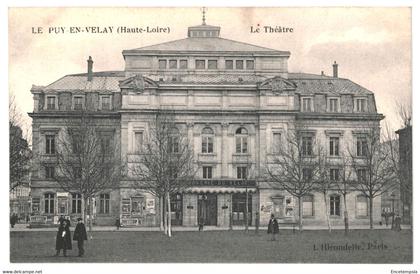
[29,21,384,228]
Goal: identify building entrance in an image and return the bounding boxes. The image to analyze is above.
[232,193,252,226]
[197,194,217,226]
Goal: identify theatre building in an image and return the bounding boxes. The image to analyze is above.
[29,20,384,227]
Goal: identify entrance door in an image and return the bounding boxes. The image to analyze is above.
[232,193,252,226]
[197,194,217,225]
[170,193,183,226]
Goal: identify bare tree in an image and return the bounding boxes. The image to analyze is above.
[130,110,196,237]
[331,156,354,234]
[55,113,121,232]
[266,128,320,232]
[314,151,332,232]
[9,95,31,192]
[395,100,412,128]
[349,127,396,229]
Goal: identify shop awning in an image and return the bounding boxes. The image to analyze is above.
[183,187,257,194]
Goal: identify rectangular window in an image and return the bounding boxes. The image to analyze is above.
[44,193,55,214]
[329,137,340,156]
[134,132,143,153]
[302,195,314,217]
[356,137,368,156]
[45,166,55,179]
[328,98,339,112]
[179,60,188,69]
[45,135,55,154]
[131,197,144,216]
[246,60,254,70]
[73,96,84,110]
[72,193,82,214]
[272,197,284,218]
[203,166,213,179]
[272,132,282,154]
[355,98,367,112]
[330,168,340,181]
[235,60,244,69]
[100,135,112,154]
[237,166,247,179]
[101,96,111,110]
[208,60,218,69]
[302,168,312,181]
[99,194,110,214]
[301,136,313,156]
[235,136,248,154]
[356,195,368,217]
[158,59,167,69]
[201,136,213,153]
[302,97,313,112]
[330,195,340,216]
[46,96,56,110]
[357,169,367,182]
[169,60,177,69]
[195,60,205,69]
[225,60,233,69]
[169,136,179,153]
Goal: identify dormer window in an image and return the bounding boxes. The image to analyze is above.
[100,95,111,110]
[46,96,57,110]
[355,98,367,112]
[73,95,84,110]
[328,97,340,112]
[301,97,313,112]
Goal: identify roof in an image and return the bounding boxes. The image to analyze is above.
[38,71,373,95]
[124,37,290,55]
[43,71,126,92]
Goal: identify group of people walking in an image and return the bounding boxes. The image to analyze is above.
[55,216,87,257]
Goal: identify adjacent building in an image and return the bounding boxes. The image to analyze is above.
[29,20,384,227]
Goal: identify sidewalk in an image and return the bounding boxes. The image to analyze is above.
[10,223,412,232]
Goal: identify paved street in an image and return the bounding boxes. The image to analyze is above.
[10,229,412,263]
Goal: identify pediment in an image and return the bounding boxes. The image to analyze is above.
[258,76,296,93]
[119,75,158,92]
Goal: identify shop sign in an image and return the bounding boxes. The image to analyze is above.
[57,192,69,197]
[192,179,256,187]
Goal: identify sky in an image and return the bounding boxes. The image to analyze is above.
[8,7,411,134]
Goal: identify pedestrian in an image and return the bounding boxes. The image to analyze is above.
[65,216,71,228]
[115,217,121,230]
[394,214,402,232]
[10,213,17,228]
[55,220,72,257]
[267,214,279,241]
[73,217,87,257]
[58,215,65,226]
[198,216,204,231]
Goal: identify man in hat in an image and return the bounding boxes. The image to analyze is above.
[73,217,87,257]
[55,220,72,257]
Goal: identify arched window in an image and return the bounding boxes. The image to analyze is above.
[168,127,179,153]
[356,195,368,217]
[330,194,341,216]
[201,127,214,153]
[235,127,248,154]
[44,193,55,214]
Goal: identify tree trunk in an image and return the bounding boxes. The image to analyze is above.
[159,196,164,231]
[81,194,87,226]
[162,195,167,235]
[323,192,331,233]
[245,189,249,232]
[369,196,374,229]
[167,192,172,238]
[88,196,93,233]
[343,193,349,235]
[298,196,303,232]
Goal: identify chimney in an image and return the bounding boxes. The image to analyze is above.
[321,71,325,76]
[87,56,93,81]
[333,61,338,78]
